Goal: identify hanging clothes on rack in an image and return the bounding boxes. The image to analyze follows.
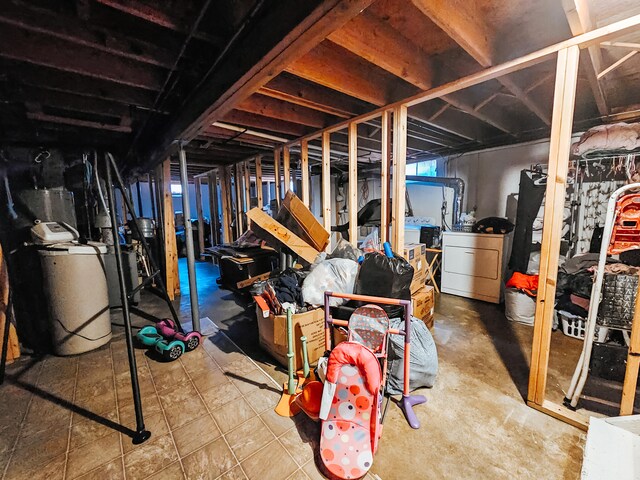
[509,169,547,273]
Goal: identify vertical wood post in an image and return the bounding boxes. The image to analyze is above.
[283,146,291,195]
[255,155,263,208]
[162,158,180,299]
[219,166,233,244]
[194,176,205,259]
[391,105,407,253]
[244,159,251,211]
[207,170,220,246]
[621,279,640,415]
[348,122,358,246]
[380,110,391,244]
[528,46,580,406]
[322,131,332,251]
[301,139,310,208]
[234,162,243,236]
[274,147,281,207]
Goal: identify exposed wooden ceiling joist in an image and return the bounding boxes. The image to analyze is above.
[223,110,311,138]
[563,0,610,116]
[0,23,165,90]
[236,93,339,129]
[144,0,375,169]
[410,0,551,126]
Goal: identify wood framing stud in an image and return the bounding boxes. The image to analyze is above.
[380,110,391,244]
[348,122,358,246]
[528,46,580,410]
[194,177,205,260]
[322,131,332,251]
[162,158,180,299]
[391,105,407,253]
[283,146,291,195]
[274,147,281,207]
[255,155,263,208]
[300,140,310,208]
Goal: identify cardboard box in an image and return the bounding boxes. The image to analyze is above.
[255,298,325,370]
[277,191,329,252]
[404,243,427,293]
[412,285,435,329]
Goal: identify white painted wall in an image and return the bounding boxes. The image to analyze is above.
[444,139,552,221]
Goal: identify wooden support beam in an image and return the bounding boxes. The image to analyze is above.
[0,23,164,90]
[246,208,320,264]
[348,122,358,246]
[411,0,550,125]
[391,105,407,253]
[148,0,375,165]
[328,11,434,90]
[380,110,391,244]
[597,51,638,79]
[283,146,291,195]
[219,167,233,244]
[194,176,205,260]
[563,0,609,116]
[274,147,282,207]
[244,159,251,214]
[237,93,336,129]
[207,170,220,246]
[1,243,20,364]
[162,158,180,299]
[223,110,309,138]
[287,40,416,107]
[300,140,310,207]
[255,155,263,208]
[259,72,370,118]
[620,278,640,415]
[322,131,332,251]
[234,163,243,236]
[25,112,132,133]
[528,46,580,408]
[0,2,175,68]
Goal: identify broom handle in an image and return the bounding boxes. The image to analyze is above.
[286,308,296,395]
[301,336,309,378]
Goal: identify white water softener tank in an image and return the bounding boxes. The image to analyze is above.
[32,221,112,355]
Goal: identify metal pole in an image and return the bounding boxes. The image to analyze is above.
[104,155,151,445]
[178,146,201,331]
[136,180,144,217]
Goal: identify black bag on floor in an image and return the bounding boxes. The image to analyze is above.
[353,251,413,317]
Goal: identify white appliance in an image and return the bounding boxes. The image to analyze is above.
[441,231,510,304]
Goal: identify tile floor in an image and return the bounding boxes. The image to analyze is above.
[1,329,370,480]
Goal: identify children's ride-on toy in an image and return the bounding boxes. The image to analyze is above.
[136,325,186,361]
[156,318,202,352]
[136,318,203,361]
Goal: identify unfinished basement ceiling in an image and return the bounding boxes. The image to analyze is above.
[1,0,640,177]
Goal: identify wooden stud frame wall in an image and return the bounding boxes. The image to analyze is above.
[274,147,281,207]
[190,13,640,429]
[283,146,291,196]
[300,139,310,207]
[255,155,263,208]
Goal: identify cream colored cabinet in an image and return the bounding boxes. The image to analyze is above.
[441,231,510,304]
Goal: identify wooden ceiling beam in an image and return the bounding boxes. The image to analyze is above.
[223,110,312,138]
[259,72,371,118]
[236,93,338,129]
[0,2,175,68]
[286,40,416,106]
[328,10,434,90]
[0,23,165,90]
[0,61,157,108]
[410,0,551,126]
[2,85,132,119]
[562,0,609,116]
[25,112,132,133]
[145,0,374,168]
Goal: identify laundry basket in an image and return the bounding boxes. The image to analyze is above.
[559,311,586,339]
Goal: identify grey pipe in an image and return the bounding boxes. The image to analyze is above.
[405,176,465,227]
[179,147,200,331]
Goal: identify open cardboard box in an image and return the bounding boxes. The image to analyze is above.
[254,296,326,370]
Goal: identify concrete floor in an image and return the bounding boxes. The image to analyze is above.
[1,258,598,479]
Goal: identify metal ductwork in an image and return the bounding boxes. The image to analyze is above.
[405,176,465,227]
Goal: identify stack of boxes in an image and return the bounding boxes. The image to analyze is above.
[403,243,435,330]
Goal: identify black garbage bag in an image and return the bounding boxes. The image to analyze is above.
[387,316,438,395]
[353,251,413,317]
